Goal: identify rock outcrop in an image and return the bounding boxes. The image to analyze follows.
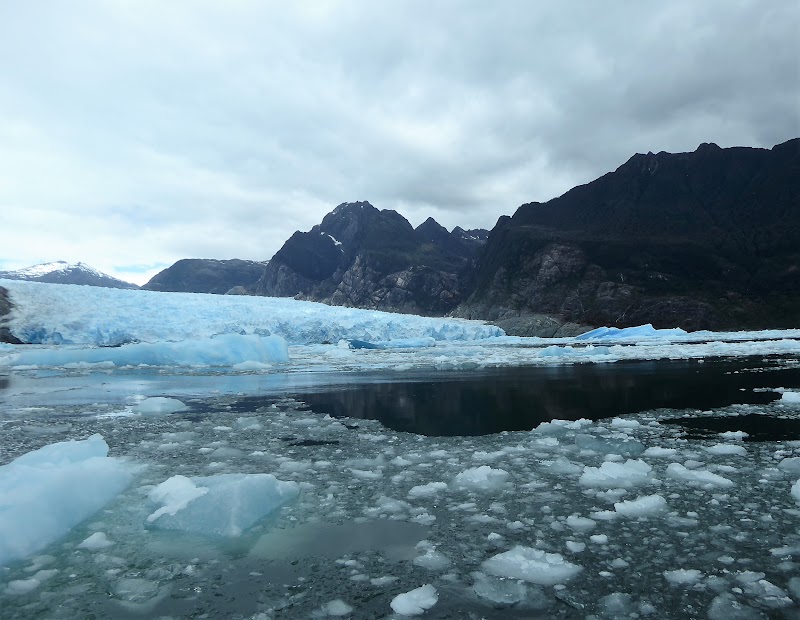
[254,202,488,315]
[455,138,800,333]
[0,286,22,344]
[143,259,267,295]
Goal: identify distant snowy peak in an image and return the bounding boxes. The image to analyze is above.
[0,261,138,289]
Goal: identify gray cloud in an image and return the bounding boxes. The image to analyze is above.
[0,0,797,284]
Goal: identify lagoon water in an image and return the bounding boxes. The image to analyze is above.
[2,355,800,619]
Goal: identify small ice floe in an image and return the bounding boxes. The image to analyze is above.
[780,391,800,405]
[390,584,438,616]
[407,482,447,499]
[481,545,582,585]
[133,397,188,415]
[663,569,703,585]
[78,532,114,550]
[579,459,652,488]
[665,463,734,488]
[703,443,747,456]
[453,466,510,491]
[613,494,668,517]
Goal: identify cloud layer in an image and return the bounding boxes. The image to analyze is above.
[1,1,797,284]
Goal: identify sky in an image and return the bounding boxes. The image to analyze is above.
[0,1,798,286]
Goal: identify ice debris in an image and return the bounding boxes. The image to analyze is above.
[390,584,438,616]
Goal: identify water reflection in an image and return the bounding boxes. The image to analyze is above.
[295,359,799,436]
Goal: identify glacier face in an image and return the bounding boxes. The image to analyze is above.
[0,279,503,346]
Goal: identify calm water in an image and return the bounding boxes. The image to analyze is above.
[292,357,800,436]
[2,356,798,438]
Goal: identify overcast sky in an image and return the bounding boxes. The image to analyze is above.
[1,1,798,285]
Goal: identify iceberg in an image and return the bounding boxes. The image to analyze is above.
[575,324,688,341]
[1,334,289,369]
[0,434,136,566]
[146,473,300,537]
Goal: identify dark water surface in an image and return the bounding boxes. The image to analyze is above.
[291,357,800,436]
[2,356,798,437]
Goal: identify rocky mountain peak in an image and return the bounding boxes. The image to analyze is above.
[415,217,450,243]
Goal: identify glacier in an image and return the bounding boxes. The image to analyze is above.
[0,280,799,618]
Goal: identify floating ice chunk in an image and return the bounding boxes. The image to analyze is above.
[538,344,611,358]
[665,463,734,488]
[370,576,398,586]
[78,532,114,550]
[610,418,641,429]
[146,473,299,537]
[576,324,687,341]
[322,599,354,616]
[777,458,800,474]
[719,431,749,440]
[703,444,747,456]
[0,434,136,566]
[543,456,583,475]
[566,515,597,532]
[533,419,591,436]
[780,391,800,404]
[590,534,608,544]
[413,547,452,570]
[481,545,582,585]
[566,541,586,552]
[390,584,438,616]
[579,459,652,488]
[350,468,382,480]
[614,494,668,517]
[575,434,645,456]
[408,481,448,498]
[792,479,800,504]
[663,569,703,585]
[5,578,41,595]
[599,593,635,616]
[643,446,678,458]
[707,593,766,620]
[133,397,188,415]
[453,466,510,491]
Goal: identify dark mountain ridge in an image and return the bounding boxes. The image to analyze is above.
[454,138,800,334]
[143,259,267,295]
[255,202,489,315]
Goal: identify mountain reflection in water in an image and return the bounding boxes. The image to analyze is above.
[294,358,798,436]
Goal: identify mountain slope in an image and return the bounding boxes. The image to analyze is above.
[455,138,800,334]
[0,262,138,290]
[143,259,267,295]
[255,202,489,315]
